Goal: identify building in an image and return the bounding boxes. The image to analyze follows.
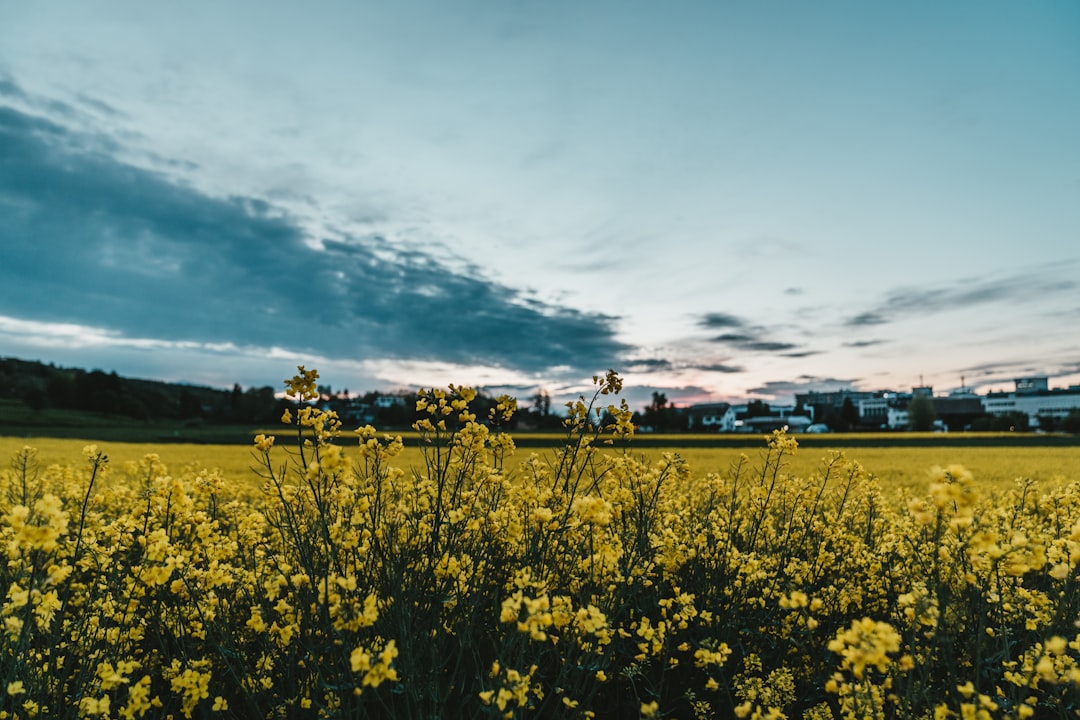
[983,377,1080,429]
[858,392,908,428]
[736,414,813,433]
[685,403,736,432]
[796,389,878,430]
[694,374,1080,434]
[887,406,909,430]
[931,397,985,431]
[685,402,815,433]
[729,403,812,433]
[795,389,877,414]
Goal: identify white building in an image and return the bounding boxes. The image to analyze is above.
[983,377,1080,429]
[859,392,908,428]
[374,394,406,409]
[686,403,736,432]
[887,407,910,430]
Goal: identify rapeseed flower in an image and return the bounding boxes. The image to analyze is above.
[5,367,1080,719]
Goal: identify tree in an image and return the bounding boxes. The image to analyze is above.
[746,400,771,418]
[639,392,686,432]
[46,374,76,409]
[1036,412,1058,433]
[1062,409,1080,435]
[642,392,669,431]
[179,389,203,419]
[525,390,561,430]
[1000,411,1030,432]
[531,391,551,417]
[22,386,47,412]
[76,370,123,414]
[841,397,859,429]
[907,395,937,431]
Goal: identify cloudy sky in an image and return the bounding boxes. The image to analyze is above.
[1,1,1078,408]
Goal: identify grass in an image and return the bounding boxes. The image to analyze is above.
[0,399,268,444]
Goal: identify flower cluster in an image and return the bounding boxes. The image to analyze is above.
[2,367,1080,719]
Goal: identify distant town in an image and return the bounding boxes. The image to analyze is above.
[3,357,1080,435]
[678,376,1080,434]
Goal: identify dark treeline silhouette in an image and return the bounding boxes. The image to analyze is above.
[2,357,548,431]
[0,357,286,425]
[5,357,1080,435]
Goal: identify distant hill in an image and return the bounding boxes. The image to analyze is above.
[0,356,553,441]
[0,356,286,427]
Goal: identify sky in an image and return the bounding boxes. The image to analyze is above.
[1,1,1079,410]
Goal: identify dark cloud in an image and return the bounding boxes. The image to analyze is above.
[1054,361,1080,382]
[625,358,673,371]
[0,75,114,130]
[957,359,1059,382]
[74,93,125,119]
[0,77,26,100]
[746,376,861,402]
[783,287,804,296]
[846,273,1079,327]
[843,339,887,348]
[742,341,799,352]
[698,312,746,329]
[0,101,628,374]
[918,358,1080,393]
[617,385,717,412]
[620,356,745,375]
[692,363,744,374]
[959,360,1036,375]
[705,321,804,355]
[944,359,1057,393]
[711,333,754,343]
[780,350,821,358]
[847,312,888,327]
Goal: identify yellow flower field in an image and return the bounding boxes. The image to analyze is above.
[2,366,1080,719]
[3,441,1075,504]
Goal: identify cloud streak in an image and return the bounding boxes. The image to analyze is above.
[846,272,1079,327]
[698,313,802,354]
[746,376,862,401]
[0,100,628,376]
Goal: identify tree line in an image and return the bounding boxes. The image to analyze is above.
[0,358,285,424]
[4,357,1079,434]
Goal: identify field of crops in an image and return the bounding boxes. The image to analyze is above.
[3,368,1080,719]
[3,437,1077,503]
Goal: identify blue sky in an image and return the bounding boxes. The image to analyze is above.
[1,1,1078,408]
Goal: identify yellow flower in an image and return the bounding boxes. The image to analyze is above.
[79,696,111,716]
[640,700,660,718]
[7,681,25,696]
[694,644,732,668]
[827,618,901,679]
